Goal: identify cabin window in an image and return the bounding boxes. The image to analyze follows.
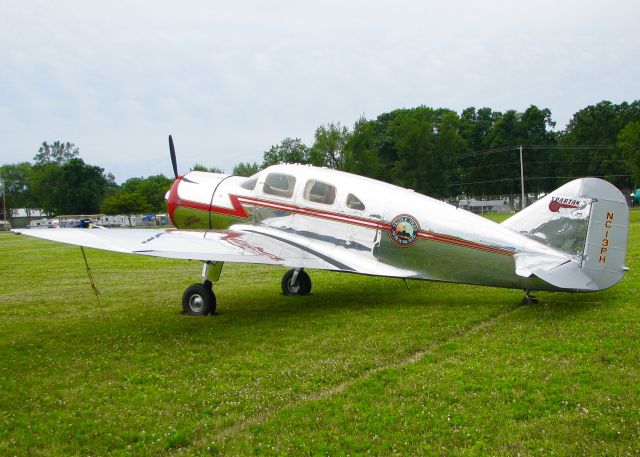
[263,173,296,198]
[240,176,258,190]
[304,180,336,205]
[346,193,365,211]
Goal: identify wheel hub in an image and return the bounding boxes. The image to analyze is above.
[189,294,205,313]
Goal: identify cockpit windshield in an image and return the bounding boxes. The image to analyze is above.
[240,173,259,191]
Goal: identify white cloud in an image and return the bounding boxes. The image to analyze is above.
[0,0,638,180]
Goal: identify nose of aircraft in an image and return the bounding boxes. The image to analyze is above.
[166,176,182,226]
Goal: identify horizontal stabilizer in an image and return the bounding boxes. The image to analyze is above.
[531,260,598,291]
[515,253,597,291]
[516,254,599,290]
[514,253,567,278]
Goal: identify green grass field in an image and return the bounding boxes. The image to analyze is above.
[1,212,639,456]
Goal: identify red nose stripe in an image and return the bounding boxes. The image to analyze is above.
[166,177,183,226]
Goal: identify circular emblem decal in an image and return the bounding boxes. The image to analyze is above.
[389,214,420,247]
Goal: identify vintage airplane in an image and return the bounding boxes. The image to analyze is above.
[14,136,630,315]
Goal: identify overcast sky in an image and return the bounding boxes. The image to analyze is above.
[1,0,638,182]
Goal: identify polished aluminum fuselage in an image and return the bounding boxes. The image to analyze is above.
[167,164,569,291]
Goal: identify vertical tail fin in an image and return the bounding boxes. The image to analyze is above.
[581,180,629,290]
[502,178,629,291]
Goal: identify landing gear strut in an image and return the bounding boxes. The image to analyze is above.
[281,268,312,296]
[522,289,538,306]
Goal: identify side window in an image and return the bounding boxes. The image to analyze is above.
[263,173,296,198]
[304,180,336,205]
[346,193,365,211]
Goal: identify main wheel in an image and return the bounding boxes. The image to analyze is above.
[182,283,217,316]
[281,269,312,296]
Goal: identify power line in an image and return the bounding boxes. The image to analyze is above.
[522,144,616,150]
[522,159,625,165]
[452,174,632,187]
[461,158,626,172]
[454,144,617,159]
[455,146,516,159]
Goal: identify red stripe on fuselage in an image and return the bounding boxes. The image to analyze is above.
[239,196,390,231]
[172,194,250,218]
[172,193,513,256]
[417,231,514,256]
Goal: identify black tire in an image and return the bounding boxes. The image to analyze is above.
[281,269,312,296]
[182,283,216,316]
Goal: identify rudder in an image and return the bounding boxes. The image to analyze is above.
[581,180,629,290]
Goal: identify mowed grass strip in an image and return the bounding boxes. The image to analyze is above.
[0,210,638,456]
[221,290,640,456]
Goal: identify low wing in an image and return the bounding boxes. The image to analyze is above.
[13,227,333,269]
[13,227,415,278]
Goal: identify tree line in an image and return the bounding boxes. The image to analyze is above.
[260,100,640,199]
[2,100,640,219]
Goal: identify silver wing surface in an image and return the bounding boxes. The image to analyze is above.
[13,227,415,278]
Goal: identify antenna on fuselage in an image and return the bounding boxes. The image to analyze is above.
[168,135,179,179]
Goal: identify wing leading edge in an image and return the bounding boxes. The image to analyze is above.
[13,228,337,270]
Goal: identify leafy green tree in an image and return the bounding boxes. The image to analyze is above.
[29,163,62,215]
[262,138,309,167]
[120,177,143,194]
[389,107,466,198]
[560,100,640,188]
[458,107,504,195]
[483,110,524,197]
[31,158,108,215]
[104,173,119,196]
[340,110,409,183]
[562,101,640,146]
[617,121,640,185]
[477,106,557,198]
[514,106,557,194]
[344,117,383,178]
[370,110,407,183]
[233,162,260,177]
[135,175,173,212]
[118,175,173,213]
[0,162,34,215]
[101,192,151,227]
[459,107,501,152]
[57,159,108,214]
[191,164,225,173]
[33,141,79,165]
[308,122,352,170]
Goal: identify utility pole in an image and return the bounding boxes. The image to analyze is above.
[519,145,526,210]
[1,179,7,224]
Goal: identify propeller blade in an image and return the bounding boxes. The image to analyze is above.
[168,135,178,178]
